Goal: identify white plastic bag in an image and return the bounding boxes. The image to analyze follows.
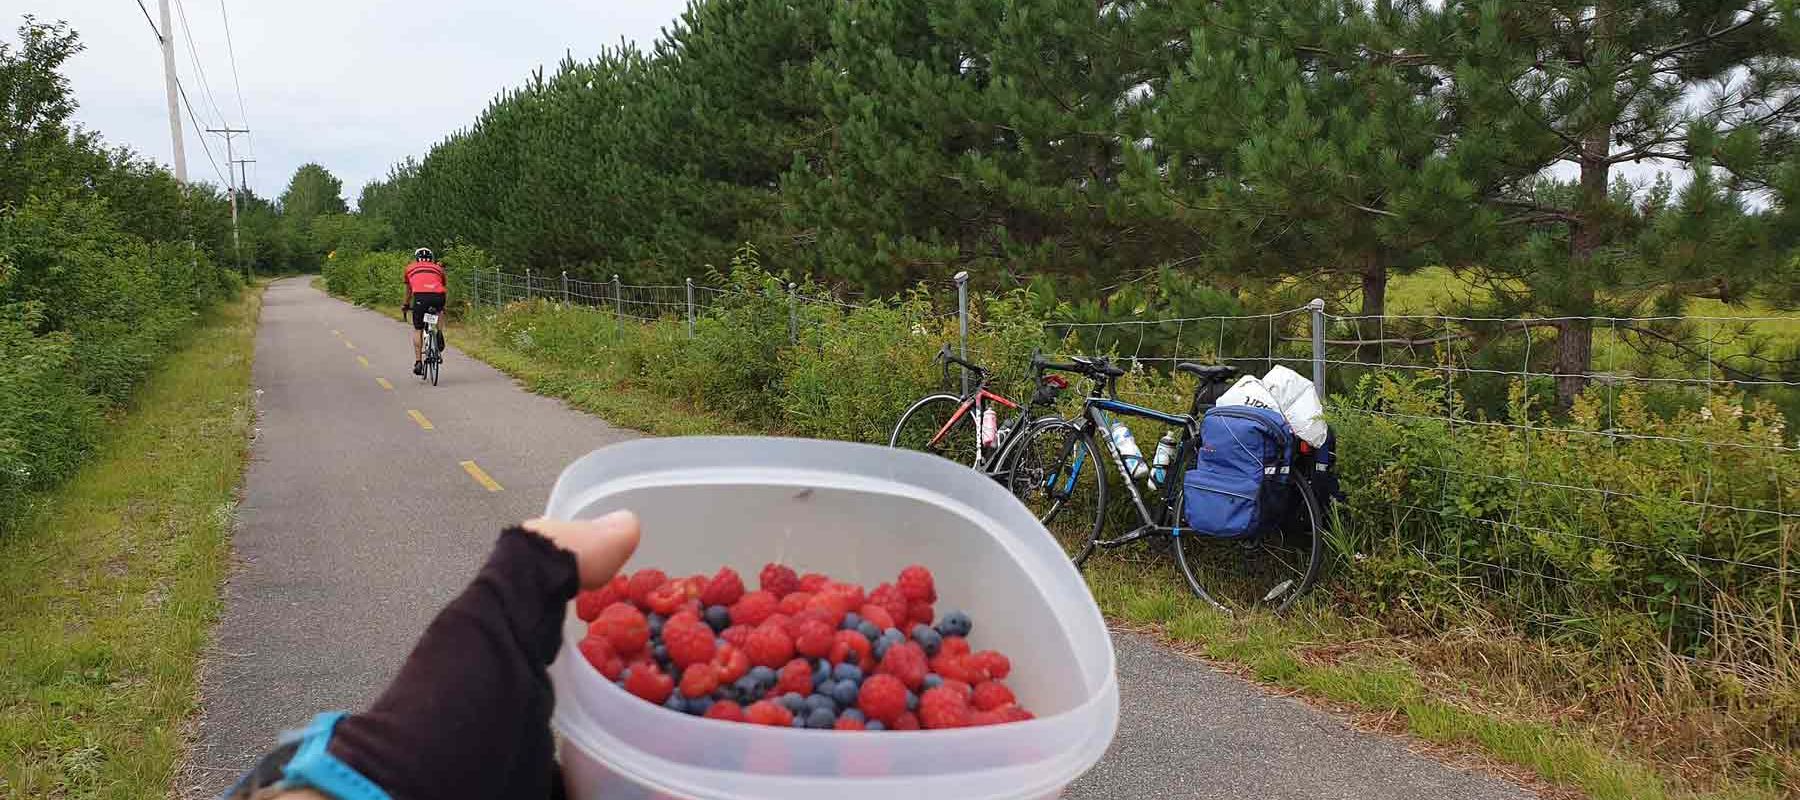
[1215,374,1282,414]
[1261,365,1328,447]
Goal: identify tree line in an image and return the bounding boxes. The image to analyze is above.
[354,0,1800,404]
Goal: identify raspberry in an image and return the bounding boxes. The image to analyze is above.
[919,685,971,729]
[972,680,1015,711]
[575,575,627,622]
[720,625,752,650]
[931,652,987,685]
[798,572,830,593]
[744,624,796,668]
[663,618,717,668]
[761,613,794,638]
[699,567,745,607]
[646,581,690,616]
[626,569,668,609]
[941,635,971,657]
[867,583,909,625]
[624,663,674,704]
[892,711,921,731]
[592,602,650,655]
[1000,705,1034,723]
[578,635,624,680]
[729,590,778,627]
[711,643,751,683]
[775,659,813,696]
[906,601,935,626]
[790,608,836,636]
[794,619,836,659]
[778,591,814,616]
[972,650,1012,680]
[878,641,929,690]
[897,565,937,604]
[828,630,873,670]
[833,716,866,731]
[745,700,794,727]
[822,581,866,610]
[858,604,896,631]
[667,608,703,629]
[705,700,745,722]
[759,563,800,598]
[680,663,721,698]
[804,593,850,627]
[857,674,908,724]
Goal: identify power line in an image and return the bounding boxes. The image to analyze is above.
[134,0,163,41]
[218,0,251,143]
[175,77,228,184]
[172,0,228,127]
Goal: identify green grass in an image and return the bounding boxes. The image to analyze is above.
[0,289,260,799]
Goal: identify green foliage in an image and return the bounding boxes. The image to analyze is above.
[278,163,350,223]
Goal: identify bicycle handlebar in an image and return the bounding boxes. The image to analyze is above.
[937,345,989,378]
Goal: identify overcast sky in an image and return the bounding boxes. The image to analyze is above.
[30,0,690,204]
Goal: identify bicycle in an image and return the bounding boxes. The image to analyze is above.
[415,308,444,386]
[888,345,1070,483]
[1008,355,1326,614]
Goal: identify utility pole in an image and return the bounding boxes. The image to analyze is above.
[157,0,187,182]
[229,157,255,281]
[208,127,252,280]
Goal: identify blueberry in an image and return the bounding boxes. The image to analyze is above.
[865,720,885,731]
[779,692,807,714]
[831,663,863,684]
[813,662,830,689]
[663,694,687,714]
[905,690,918,712]
[686,696,713,716]
[922,673,943,690]
[873,637,895,660]
[911,624,943,656]
[704,605,731,632]
[829,679,860,707]
[857,621,881,641]
[732,676,760,700]
[815,658,832,677]
[936,610,972,638]
[840,708,866,724]
[749,666,777,686]
[647,613,667,639]
[653,644,670,664]
[805,707,837,729]
[804,693,838,715]
[882,627,904,643]
[842,612,863,631]
[791,715,806,728]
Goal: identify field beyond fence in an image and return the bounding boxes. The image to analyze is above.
[326,247,1798,790]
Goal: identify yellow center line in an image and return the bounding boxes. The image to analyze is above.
[461,460,504,492]
[356,355,370,368]
[331,329,342,336]
[376,377,394,391]
[344,340,356,350]
[407,409,434,430]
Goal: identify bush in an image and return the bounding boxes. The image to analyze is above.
[0,309,101,526]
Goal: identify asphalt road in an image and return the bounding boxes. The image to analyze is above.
[181,278,1534,799]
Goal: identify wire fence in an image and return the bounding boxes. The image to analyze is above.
[467,267,1797,663]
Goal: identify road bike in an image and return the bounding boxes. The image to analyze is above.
[418,309,444,386]
[1008,355,1326,613]
[889,345,1070,485]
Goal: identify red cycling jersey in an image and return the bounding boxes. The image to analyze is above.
[404,261,447,294]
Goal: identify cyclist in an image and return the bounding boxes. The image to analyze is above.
[402,248,447,376]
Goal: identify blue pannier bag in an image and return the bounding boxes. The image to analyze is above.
[1182,405,1295,538]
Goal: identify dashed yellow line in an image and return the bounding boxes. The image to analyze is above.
[376,377,394,391]
[460,460,504,492]
[331,329,342,337]
[356,355,370,368]
[406,409,434,430]
[343,340,356,350]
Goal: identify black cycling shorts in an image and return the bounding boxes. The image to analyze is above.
[411,293,446,331]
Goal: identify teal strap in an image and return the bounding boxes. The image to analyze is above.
[281,712,392,800]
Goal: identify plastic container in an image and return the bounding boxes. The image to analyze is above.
[544,437,1119,800]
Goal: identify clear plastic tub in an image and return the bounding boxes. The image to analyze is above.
[544,437,1119,800]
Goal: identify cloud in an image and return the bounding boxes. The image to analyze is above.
[35,0,688,203]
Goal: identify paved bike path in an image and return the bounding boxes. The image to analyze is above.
[181,278,1533,799]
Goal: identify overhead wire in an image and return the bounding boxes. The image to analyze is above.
[218,0,255,189]
[172,0,228,127]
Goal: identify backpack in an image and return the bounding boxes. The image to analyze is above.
[1181,405,1295,539]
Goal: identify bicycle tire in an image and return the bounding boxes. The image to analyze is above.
[889,394,979,468]
[429,355,439,386]
[1008,420,1106,566]
[1173,473,1325,614]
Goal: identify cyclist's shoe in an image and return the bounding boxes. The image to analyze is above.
[413,360,424,376]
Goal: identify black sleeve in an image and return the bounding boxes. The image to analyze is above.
[326,526,577,800]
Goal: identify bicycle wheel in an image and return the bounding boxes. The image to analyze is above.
[890,394,978,467]
[1173,473,1325,614]
[1008,420,1106,565]
[428,354,439,386]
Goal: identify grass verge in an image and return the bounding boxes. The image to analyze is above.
[0,289,260,799]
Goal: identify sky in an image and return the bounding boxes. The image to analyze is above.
[29,0,691,204]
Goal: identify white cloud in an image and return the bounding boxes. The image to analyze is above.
[30,0,689,202]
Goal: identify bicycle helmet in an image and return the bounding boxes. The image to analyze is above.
[413,247,436,262]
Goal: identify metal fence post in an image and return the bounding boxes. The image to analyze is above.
[612,274,622,319]
[1309,297,1326,392]
[685,277,696,338]
[561,271,570,307]
[525,268,533,301]
[495,267,502,305]
[955,271,971,396]
[471,269,479,310]
[788,282,798,345]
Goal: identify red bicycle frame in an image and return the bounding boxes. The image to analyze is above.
[928,388,1021,448]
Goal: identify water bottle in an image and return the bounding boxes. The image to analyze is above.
[1150,431,1178,487]
[980,407,999,447]
[1108,418,1149,479]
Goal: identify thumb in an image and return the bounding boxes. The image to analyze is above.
[524,510,641,590]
